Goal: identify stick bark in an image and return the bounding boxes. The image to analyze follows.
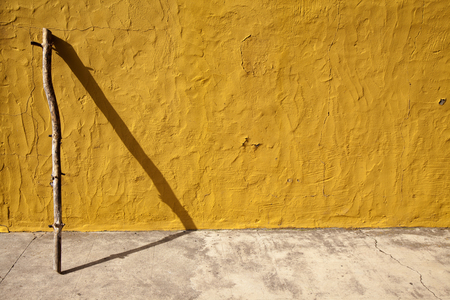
[33,28,64,273]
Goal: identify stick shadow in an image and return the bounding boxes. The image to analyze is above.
[61,231,191,275]
[53,37,196,231]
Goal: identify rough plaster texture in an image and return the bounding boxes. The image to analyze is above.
[1,0,450,231]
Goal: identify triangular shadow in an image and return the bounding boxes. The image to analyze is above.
[53,36,196,230]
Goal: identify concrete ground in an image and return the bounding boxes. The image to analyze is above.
[0,229,449,299]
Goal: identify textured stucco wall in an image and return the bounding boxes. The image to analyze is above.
[1,0,450,232]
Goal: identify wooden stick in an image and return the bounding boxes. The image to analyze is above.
[32,28,64,274]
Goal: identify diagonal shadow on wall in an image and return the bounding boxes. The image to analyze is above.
[53,37,196,230]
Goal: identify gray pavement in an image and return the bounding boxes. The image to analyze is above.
[0,228,449,299]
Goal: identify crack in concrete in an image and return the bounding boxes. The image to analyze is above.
[0,233,42,285]
[367,234,441,300]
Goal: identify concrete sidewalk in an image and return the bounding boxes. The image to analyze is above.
[0,229,449,299]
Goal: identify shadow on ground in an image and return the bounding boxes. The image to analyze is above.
[61,231,191,275]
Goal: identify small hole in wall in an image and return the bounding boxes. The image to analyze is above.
[439,98,446,105]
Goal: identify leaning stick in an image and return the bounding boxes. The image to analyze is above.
[32,28,64,273]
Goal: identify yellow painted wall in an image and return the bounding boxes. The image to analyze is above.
[1,0,450,232]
